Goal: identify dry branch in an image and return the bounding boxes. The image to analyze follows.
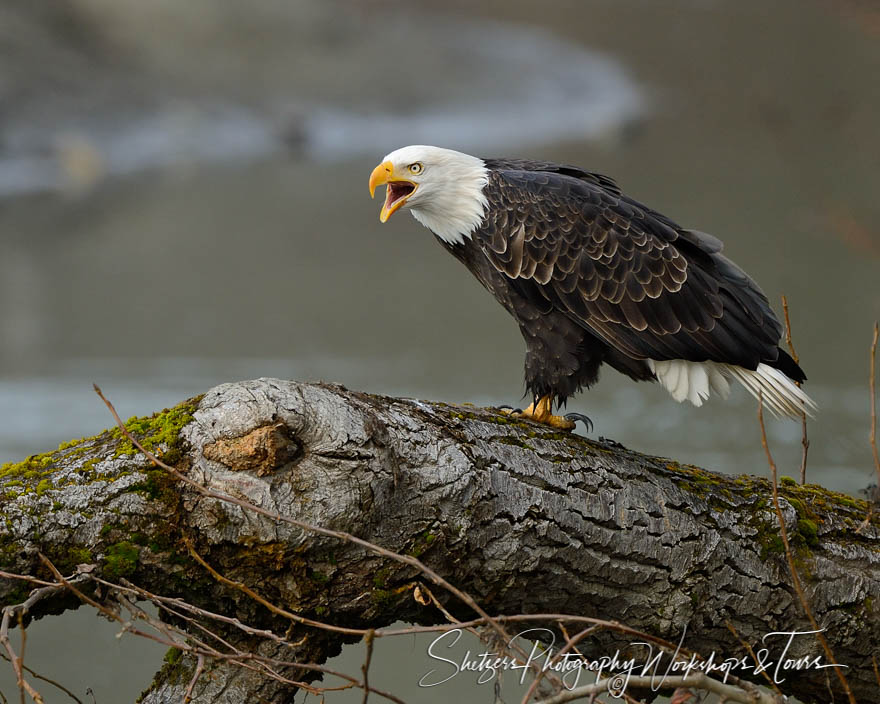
[1,379,879,703]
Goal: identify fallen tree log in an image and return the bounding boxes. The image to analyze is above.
[1,379,878,703]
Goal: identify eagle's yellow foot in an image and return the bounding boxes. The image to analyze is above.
[500,395,576,431]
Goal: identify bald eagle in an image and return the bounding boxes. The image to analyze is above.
[369,145,816,430]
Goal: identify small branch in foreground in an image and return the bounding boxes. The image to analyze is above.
[870,321,879,487]
[183,655,205,704]
[0,568,93,704]
[182,536,359,638]
[757,399,856,704]
[0,652,84,704]
[361,629,375,704]
[520,624,598,704]
[781,295,810,484]
[724,620,783,697]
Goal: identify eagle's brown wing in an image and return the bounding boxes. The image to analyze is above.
[473,165,790,373]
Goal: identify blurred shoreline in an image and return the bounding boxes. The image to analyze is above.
[0,1,643,197]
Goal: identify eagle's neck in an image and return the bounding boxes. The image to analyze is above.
[410,157,490,245]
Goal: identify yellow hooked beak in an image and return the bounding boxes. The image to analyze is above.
[369,161,417,222]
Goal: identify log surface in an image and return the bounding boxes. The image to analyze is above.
[1,379,878,703]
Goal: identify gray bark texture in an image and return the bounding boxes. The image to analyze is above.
[1,379,878,703]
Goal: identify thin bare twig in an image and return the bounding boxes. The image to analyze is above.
[870,322,879,486]
[781,295,809,484]
[182,654,205,704]
[758,398,856,703]
[0,571,87,704]
[520,625,597,704]
[414,582,490,655]
[16,612,26,704]
[723,620,782,696]
[182,536,357,638]
[36,555,188,654]
[0,653,84,704]
[361,630,375,704]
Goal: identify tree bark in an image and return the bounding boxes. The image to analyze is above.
[1,379,878,703]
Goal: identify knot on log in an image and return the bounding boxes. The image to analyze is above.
[202,422,300,475]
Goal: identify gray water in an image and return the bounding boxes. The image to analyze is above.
[1,0,879,701]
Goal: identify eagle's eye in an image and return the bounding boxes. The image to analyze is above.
[407,162,424,175]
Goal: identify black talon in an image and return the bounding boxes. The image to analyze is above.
[498,405,523,414]
[564,413,593,432]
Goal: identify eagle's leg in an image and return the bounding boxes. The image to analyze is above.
[509,395,576,431]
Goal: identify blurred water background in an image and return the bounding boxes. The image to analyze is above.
[1,0,879,701]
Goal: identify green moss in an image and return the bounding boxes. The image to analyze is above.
[493,436,535,450]
[0,432,112,486]
[786,496,807,519]
[128,469,181,505]
[164,647,183,665]
[779,482,876,527]
[103,541,140,579]
[408,529,439,558]
[70,547,92,564]
[35,479,52,496]
[110,396,203,463]
[1,396,199,500]
[56,437,82,452]
[53,547,94,574]
[780,476,797,487]
[371,588,393,607]
[372,566,390,588]
[79,459,98,475]
[137,648,192,702]
[797,519,819,548]
[759,533,786,560]
[309,569,329,585]
[1,584,32,607]
[0,452,56,482]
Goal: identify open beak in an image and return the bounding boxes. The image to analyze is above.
[369,161,417,222]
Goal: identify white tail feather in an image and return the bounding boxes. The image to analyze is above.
[648,359,817,419]
[725,363,817,419]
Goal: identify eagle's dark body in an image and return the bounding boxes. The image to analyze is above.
[439,158,805,407]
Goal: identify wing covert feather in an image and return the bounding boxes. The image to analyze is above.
[474,167,780,368]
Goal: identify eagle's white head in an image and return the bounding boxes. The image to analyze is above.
[369,145,489,245]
